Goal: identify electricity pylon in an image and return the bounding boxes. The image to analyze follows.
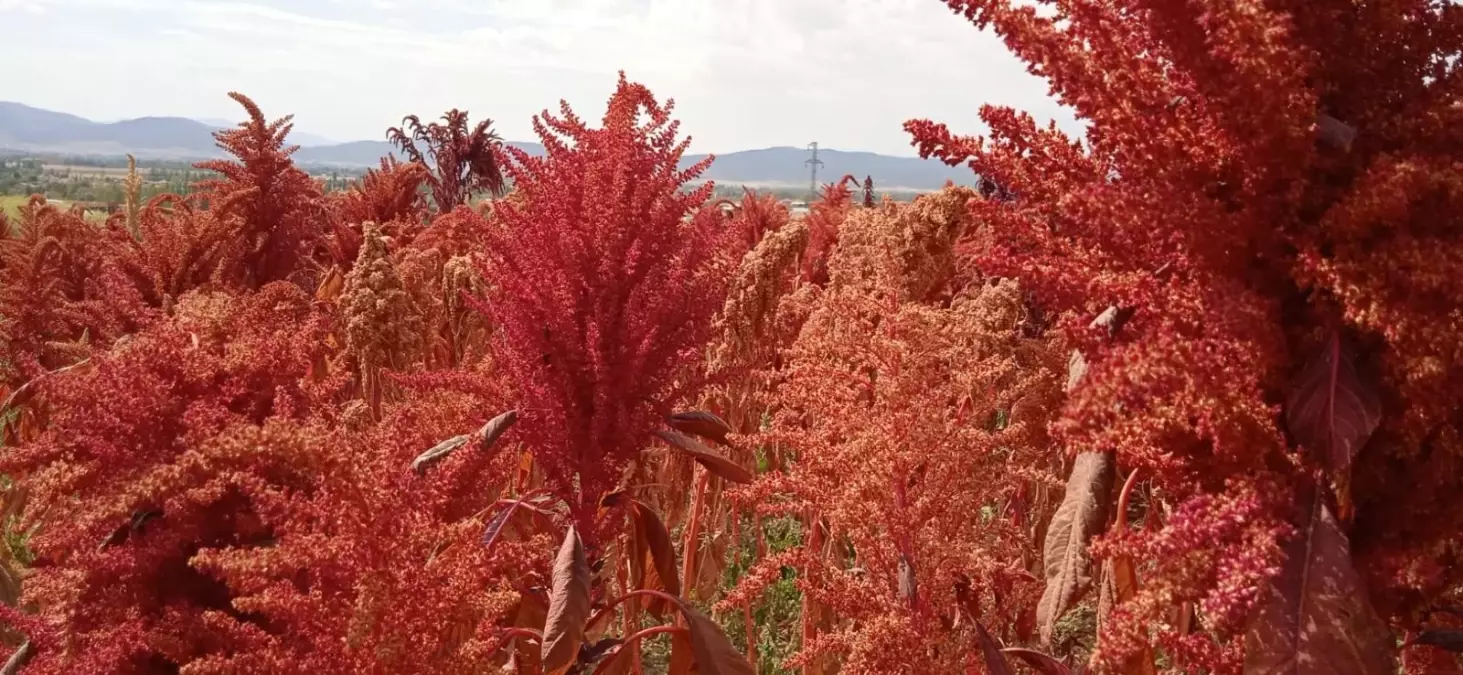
[805,142,824,199]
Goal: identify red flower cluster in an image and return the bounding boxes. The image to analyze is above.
[479,73,736,536]
[908,0,1463,670]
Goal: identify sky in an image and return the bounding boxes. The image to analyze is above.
[0,0,1079,156]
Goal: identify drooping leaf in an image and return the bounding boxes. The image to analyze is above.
[1410,629,1463,652]
[541,527,592,675]
[676,600,755,675]
[667,629,696,675]
[1243,488,1397,674]
[411,434,471,475]
[581,638,622,666]
[315,265,345,302]
[1037,451,1115,645]
[654,429,754,484]
[976,622,1013,675]
[1285,332,1383,517]
[591,642,637,675]
[668,410,733,446]
[479,409,520,451]
[412,410,518,475]
[1001,648,1072,675]
[628,499,680,616]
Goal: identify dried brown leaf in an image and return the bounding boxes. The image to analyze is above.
[655,429,753,484]
[1243,489,1397,674]
[897,553,917,608]
[542,527,591,675]
[1089,305,1134,337]
[0,641,31,675]
[668,411,733,446]
[1037,451,1115,645]
[315,265,345,302]
[412,410,518,475]
[479,409,519,451]
[411,434,471,475]
[1285,332,1382,518]
[1065,349,1088,393]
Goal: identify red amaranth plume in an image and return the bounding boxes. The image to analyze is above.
[194,92,327,288]
[801,179,855,285]
[387,109,506,213]
[478,72,733,538]
[907,0,1463,670]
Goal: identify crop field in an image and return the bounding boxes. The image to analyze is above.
[0,2,1459,674]
[1,194,74,219]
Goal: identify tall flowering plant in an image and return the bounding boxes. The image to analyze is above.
[478,73,736,541]
[908,0,1463,671]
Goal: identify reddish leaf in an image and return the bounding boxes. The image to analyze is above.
[629,499,681,616]
[655,429,753,484]
[976,622,1013,675]
[678,601,755,675]
[1243,488,1397,674]
[667,629,696,675]
[541,527,591,675]
[1037,452,1115,645]
[1001,648,1072,675]
[591,643,636,675]
[411,434,471,474]
[1285,332,1382,517]
[667,410,733,446]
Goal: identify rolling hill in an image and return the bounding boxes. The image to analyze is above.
[0,101,974,191]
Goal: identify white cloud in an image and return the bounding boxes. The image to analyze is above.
[0,0,1078,156]
[0,0,46,13]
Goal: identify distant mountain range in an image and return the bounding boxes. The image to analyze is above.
[0,101,974,191]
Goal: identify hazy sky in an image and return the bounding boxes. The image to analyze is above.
[0,0,1079,156]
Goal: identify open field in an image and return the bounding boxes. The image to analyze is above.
[0,194,72,218]
[40,163,135,177]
